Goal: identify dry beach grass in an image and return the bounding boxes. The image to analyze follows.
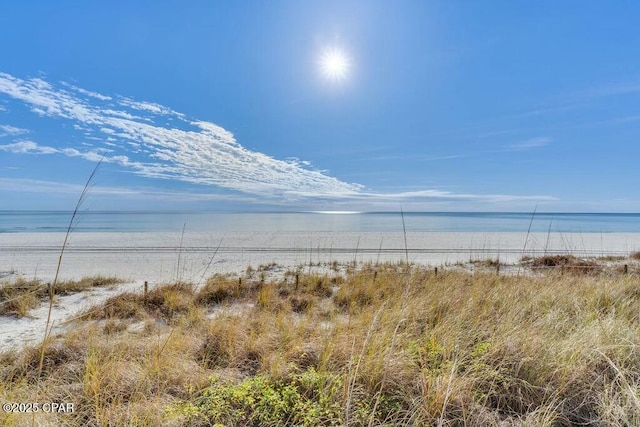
[0,276,122,318]
[1,257,640,426]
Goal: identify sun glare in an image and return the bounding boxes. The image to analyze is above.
[319,48,350,81]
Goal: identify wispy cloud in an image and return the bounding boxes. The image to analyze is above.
[359,189,555,202]
[0,177,267,204]
[363,153,468,162]
[119,97,183,117]
[506,137,551,151]
[61,82,112,101]
[586,115,640,127]
[0,177,129,195]
[0,124,28,137]
[284,188,556,204]
[583,82,640,98]
[0,140,57,154]
[0,140,126,163]
[509,103,587,119]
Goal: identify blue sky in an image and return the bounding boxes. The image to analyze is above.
[1,1,639,212]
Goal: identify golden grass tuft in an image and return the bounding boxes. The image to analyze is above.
[0,276,123,317]
[55,276,122,295]
[83,282,195,322]
[196,274,246,304]
[0,278,46,317]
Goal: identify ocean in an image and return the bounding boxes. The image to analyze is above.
[1,211,640,234]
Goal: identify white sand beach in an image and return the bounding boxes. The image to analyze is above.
[2,231,639,283]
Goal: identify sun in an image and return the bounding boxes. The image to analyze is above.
[319,48,350,81]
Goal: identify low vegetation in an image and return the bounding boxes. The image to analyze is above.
[1,261,640,426]
[526,254,602,274]
[0,276,122,317]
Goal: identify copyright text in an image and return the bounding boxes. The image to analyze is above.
[2,402,75,413]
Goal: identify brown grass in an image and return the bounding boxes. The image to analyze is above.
[528,254,602,274]
[55,276,122,295]
[1,265,640,426]
[83,282,195,322]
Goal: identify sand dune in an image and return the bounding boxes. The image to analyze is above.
[1,230,639,349]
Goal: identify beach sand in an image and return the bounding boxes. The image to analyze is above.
[2,231,639,283]
[1,231,639,349]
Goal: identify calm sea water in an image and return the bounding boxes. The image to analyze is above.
[1,211,640,233]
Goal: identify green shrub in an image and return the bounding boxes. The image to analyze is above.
[169,368,344,426]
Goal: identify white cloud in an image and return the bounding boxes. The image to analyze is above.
[102,109,139,120]
[0,124,28,137]
[0,139,133,166]
[61,82,112,101]
[120,97,182,117]
[0,140,58,154]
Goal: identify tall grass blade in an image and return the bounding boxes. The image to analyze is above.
[400,208,409,265]
[176,221,187,282]
[522,203,538,256]
[37,158,103,386]
[196,237,224,287]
